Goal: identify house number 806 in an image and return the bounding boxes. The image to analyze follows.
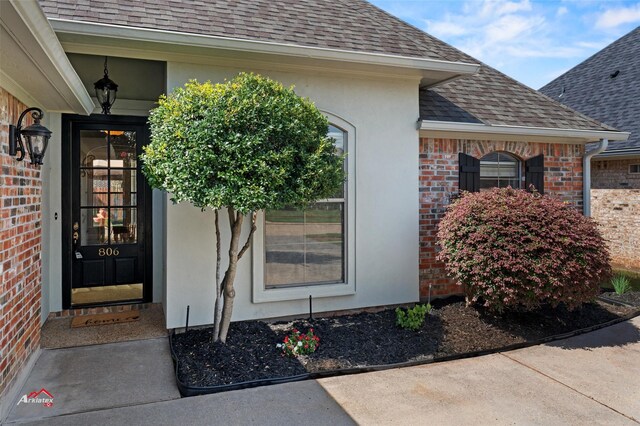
[98,248,119,256]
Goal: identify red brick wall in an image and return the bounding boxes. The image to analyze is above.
[419,138,584,300]
[0,87,42,396]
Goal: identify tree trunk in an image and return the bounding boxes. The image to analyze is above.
[212,210,223,342]
[217,210,259,343]
[217,210,243,343]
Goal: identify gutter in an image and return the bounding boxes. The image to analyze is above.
[583,139,608,216]
[419,120,630,143]
[594,147,640,159]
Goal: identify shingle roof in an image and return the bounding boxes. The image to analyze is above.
[40,0,614,133]
[420,66,614,131]
[39,0,465,61]
[540,27,640,152]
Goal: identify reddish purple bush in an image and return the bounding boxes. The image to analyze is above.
[437,188,611,312]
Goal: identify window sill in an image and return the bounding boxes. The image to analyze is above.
[252,281,355,303]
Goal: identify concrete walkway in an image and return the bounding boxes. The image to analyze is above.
[5,317,640,425]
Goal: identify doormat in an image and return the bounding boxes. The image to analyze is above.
[71,310,141,328]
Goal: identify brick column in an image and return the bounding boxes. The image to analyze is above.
[0,87,42,397]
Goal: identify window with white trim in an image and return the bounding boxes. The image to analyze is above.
[264,125,346,288]
[630,164,640,174]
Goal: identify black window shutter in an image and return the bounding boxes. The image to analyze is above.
[459,153,480,192]
[525,154,544,194]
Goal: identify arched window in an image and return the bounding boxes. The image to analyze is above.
[479,152,521,190]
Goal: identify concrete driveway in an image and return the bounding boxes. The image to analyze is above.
[5,317,640,425]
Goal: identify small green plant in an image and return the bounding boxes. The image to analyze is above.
[396,304,430,331]
[276,328,320,357]
[611,274,631,295]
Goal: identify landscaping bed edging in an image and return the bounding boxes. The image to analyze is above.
[169,307,640,397]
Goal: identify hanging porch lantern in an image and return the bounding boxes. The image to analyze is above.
[94,56,118,114]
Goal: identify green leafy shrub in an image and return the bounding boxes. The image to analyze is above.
[276,328,320,357]
[142,74,344,343]
[437,187,611,313]
[611,274,631,295]
[396,304,430,331]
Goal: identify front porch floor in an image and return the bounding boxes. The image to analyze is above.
[41,304,166,349]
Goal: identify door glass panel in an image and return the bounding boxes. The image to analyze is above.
[80,130,109,166]
[110,131,137,168]
[72,283,143,305]
[111,208,137,243]
[110,169,137,206]
[81,208,110,245]
[72,122,146,307]
[80,168,109,207]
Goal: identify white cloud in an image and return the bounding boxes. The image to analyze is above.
[485,15,544,43]
[423,0,601,63]
[426,20,469,37]
[371,0,629,87]
[595,4,640,29]
[466,0,532,18]
[575,40,610,50]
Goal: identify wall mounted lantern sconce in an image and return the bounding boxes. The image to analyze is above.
[94,56,118,114]
[9,107,52,165]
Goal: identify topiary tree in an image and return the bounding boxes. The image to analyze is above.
[142,73,344,342]
[437,187,611,313]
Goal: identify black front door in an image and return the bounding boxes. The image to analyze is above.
[62,115,152,308]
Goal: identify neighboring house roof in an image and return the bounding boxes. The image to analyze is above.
[540,27,640,154]
[41,0,617,135]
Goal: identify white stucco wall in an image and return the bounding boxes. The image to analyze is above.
[164,62,420,328]
[40,112,61,323]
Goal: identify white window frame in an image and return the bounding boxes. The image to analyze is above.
[252,113,356,303]
[629,164,640,174]
[479,151,522,189]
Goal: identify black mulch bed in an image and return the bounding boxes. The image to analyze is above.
[171,298,638,388]
[600,291,640,307]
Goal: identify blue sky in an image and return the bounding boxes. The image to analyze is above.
[369,0,640,89]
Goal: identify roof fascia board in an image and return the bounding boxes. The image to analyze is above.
[594,149,640,159]
[60,39,435,84]
[419,120,630,144]
[49,18,480,76]
[4,1,93,114]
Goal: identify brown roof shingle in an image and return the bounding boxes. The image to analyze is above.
[421,66,615,131]
[40,0,461,60]
[40,0,615,133]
